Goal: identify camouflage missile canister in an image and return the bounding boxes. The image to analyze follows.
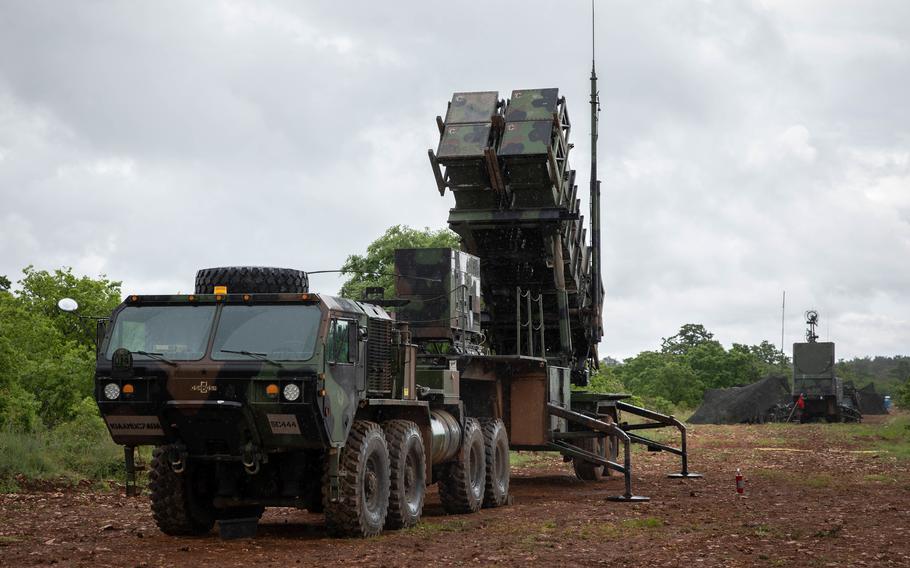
[428,87,599,381]
[435,91,501,208]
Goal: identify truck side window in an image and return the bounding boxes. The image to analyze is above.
[329,319,351,363]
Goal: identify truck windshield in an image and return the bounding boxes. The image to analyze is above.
[212,305,322,361]
[105,305,216,361]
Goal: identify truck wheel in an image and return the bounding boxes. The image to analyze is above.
[149,446,216,535]
[324,420,390,537]
[573,436,606,481]
[438,417,486,514]
[480,418,510,508]
[194,266,308,294]
[383,420,426,529]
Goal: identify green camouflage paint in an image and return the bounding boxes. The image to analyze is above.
[504,88,559,121]
[499,120,553,156]
[445,91,499,124]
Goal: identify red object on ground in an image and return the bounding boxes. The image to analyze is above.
[736,469,744,494]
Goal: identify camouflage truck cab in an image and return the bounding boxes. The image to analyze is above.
[99,293,382,453]
[93,277,478,538]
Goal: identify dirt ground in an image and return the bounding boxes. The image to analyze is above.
[2,416,909,568]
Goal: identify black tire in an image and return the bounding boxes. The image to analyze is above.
[383,420,426,529]
[572,436,607,481]
[194,266,308,294]
[438,417,486,514]
[149,446,216,536]
[480,418,510,508]
[323,421,390,537]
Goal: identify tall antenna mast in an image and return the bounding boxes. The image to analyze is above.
[781,290,786,356]
[589,0,603,357]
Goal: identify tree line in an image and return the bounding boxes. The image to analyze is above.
[2,223,909,432]
[588,324,792,411]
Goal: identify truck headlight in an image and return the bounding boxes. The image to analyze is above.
[282,383,300,402]
[103,382,121,400]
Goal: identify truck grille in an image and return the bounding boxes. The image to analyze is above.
[367,318,393,396]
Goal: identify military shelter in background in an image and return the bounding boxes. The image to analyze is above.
[854,382,888,415]
[792,311,861,422]
[689,375,791,424]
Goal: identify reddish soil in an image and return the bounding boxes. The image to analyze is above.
[2,417,909,567]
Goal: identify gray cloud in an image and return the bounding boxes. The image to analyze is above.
[1,0,907,360]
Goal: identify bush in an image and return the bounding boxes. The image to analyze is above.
[0,399,123,491]
[897,379,910,410]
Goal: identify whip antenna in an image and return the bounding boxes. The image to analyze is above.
[589,0,603,359]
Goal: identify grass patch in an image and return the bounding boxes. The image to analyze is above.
[841,415,910,459]
[863,473,898,484]
[407,520,471,535]
[622,517,663,529]
[510,451,559,468]
[578,517,664,540]
[0,413,125,492]
[802,474,833,488]
[540,519,557,530]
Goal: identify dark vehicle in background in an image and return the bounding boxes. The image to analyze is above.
[792,311,861,423]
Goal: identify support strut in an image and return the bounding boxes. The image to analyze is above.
[615,401,702,479]
[124,445,138,497]
[546,403,649,501]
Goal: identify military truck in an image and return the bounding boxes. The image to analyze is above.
[792,311,861,423]
[86,265,500,537]
[76,83,699,539]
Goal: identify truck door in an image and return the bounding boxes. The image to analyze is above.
[327,318,363,433]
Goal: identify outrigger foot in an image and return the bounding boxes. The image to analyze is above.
[607,494,650,502]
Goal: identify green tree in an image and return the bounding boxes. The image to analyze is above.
[0,267,121,429]
[340,225,460,300]
[660,324,715,356]
[0,275,10,292]
[897,378,910,410]
[611,350,705,407]
[16,266,121,349]
[0,293,94,426]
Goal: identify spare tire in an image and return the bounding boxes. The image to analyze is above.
[194,266,308,294]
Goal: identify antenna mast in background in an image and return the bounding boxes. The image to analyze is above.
[589,0,603,363]
[781,290,786,356]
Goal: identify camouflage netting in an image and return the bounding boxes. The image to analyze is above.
[689,375,792,424]
[856,383,887,415]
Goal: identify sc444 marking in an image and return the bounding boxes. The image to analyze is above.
[267,414,301,435]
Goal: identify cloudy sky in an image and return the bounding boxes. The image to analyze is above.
[1,1,908,360]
